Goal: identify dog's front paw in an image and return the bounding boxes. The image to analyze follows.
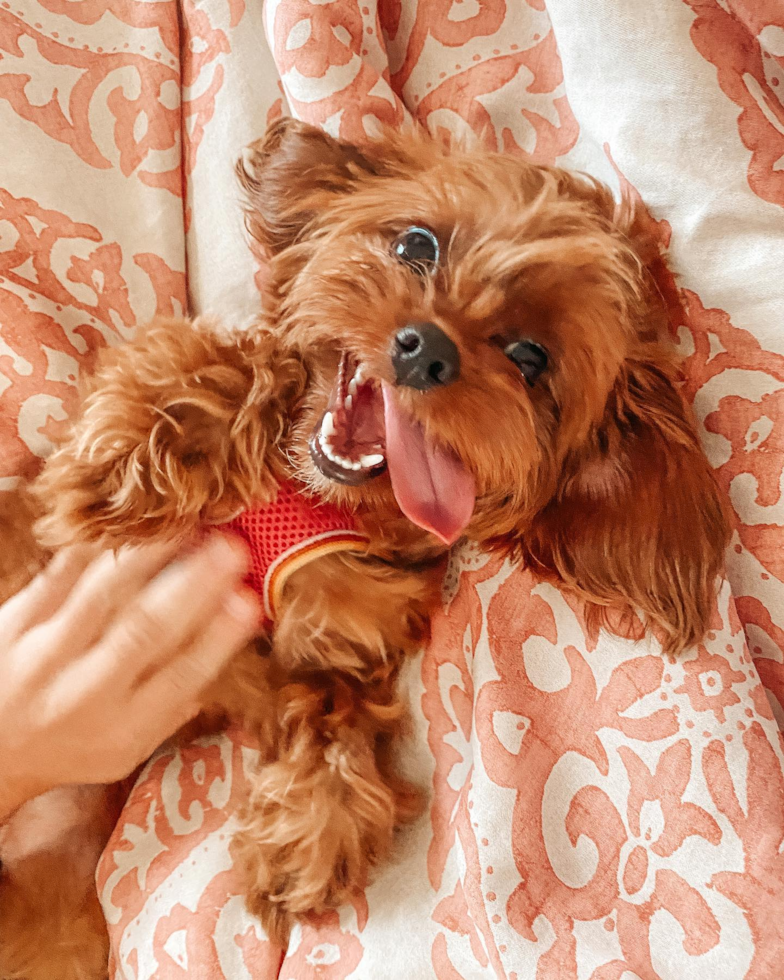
[31,317,294,548]
[231,734,396,945]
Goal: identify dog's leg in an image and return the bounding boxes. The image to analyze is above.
[230,672,416,945]
[192,639,278,749]
[229,553,435,943]
[31,316,304,549]
[0,785,125,980]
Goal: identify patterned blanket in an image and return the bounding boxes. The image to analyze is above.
[1,2,783,977]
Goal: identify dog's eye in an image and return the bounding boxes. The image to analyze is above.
[505,340,549,386]
[393,226,440,273]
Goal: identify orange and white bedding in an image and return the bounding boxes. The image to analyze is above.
[2,2,784,977]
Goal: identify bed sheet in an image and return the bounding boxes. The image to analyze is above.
[1,2,783,978]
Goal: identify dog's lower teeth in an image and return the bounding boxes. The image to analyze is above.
[320,441,340,465]
[360,453,384,467]
[348,378,358,396]
[321,411,336,437]
[345,395,353,410]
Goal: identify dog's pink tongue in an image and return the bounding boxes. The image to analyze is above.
[382,382,475,545]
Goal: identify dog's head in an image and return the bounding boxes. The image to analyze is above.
[240,118,731,651]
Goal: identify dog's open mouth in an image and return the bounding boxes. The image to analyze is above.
[309,353,476,545]
[309,354,387,486]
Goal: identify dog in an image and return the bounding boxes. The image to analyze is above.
[0,118,731,978]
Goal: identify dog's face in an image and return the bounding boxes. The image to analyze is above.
[241,120,660,543]
[240,119,730,651]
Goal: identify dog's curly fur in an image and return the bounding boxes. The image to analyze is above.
[0,119,731,977]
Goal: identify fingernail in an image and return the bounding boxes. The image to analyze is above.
[224,588,261,627]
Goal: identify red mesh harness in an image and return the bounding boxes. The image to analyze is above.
[223,480,369,628]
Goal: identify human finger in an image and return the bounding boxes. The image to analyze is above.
[126,587,260,747]
[0,544,99,643]
[51,537,187,652]
[92,534,251,683]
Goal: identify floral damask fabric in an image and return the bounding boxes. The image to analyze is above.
[1,1,783,977]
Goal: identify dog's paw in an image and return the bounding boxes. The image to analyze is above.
[31,317,296,548]
[234,832,365,946]
[231,735,397,945]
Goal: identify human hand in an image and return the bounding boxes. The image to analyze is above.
[0,534,259,820]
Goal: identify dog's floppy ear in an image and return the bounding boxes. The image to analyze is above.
[237,117,377,256]
[523,354,732,654]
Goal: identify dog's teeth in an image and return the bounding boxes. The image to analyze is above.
[348,377,358,396]
[345,394,353,411]
[351,461,362,470]
[360,453,384,468]
[320,438,339,463]
[321,411,336,437]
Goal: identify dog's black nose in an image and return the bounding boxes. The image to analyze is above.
[391,323,460,390]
